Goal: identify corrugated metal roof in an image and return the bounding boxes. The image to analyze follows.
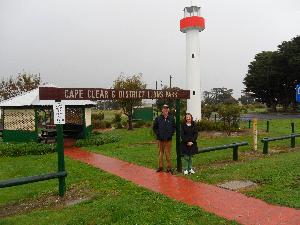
[0,84,96,107]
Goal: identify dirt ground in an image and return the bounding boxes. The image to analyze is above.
[0,183,94,218]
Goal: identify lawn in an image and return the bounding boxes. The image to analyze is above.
[84,118,300,208]
[0,154,238,224]
[1,118,299,224]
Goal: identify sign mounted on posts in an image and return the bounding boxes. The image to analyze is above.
[296,85,300,103]
[39,87,190,100]
[53,102,65,124]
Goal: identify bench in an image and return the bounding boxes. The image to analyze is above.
[261,133,300,154]
[63,124,83,138]
[192,142,249,161]
[39,129,57,143]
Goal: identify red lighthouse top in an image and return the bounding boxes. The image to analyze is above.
[180,6,205,33]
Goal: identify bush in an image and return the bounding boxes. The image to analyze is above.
[115,122,123,129]
[113,113,122,123]
[133,120,146,128]
[201,104,215,120]
[196,119,222,132]
[0,142,56,157]
[75,133,120,147]
[92,120,106,129]
[218,104,242,135]
[92,112,104,121]
[105,121,112,128]
[121,120,128,128]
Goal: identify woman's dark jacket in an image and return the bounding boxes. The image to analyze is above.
[153,114,176,141]
[180,122,198,155]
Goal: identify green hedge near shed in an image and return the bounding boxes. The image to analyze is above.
[0,142,56,157]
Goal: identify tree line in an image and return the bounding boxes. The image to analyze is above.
[243,35,300,111]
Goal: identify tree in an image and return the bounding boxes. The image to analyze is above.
[238,92,256,105]
[112,73,146,130]
[243,36,300,112]
[155,86,187,116]
[277,36,300,110]
[203,88,237,105]
[0,72,41,101]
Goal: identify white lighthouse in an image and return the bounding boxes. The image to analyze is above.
[180,6,205,120]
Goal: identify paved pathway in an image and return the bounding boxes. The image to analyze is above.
[65,146,300,225]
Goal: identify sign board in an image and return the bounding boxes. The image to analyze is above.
[39,87,190,100]
[296,85,300,103]
[53,102,65,124]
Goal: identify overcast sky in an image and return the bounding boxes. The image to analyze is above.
[0,0,299,98]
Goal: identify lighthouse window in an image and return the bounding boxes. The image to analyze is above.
[192,54,195,58]
[193,91,195,95]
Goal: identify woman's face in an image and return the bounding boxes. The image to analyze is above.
[186,115,192,123]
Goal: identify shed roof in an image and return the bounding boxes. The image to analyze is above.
[0,84,96,107]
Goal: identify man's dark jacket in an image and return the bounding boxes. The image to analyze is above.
[153,114,176,141]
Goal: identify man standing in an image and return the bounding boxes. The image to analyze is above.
[153,104,176,174]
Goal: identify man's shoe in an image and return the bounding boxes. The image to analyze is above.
[189,169,195,174]
[183,170,188,175]
[166,168,173,175]
[156,167,163,172]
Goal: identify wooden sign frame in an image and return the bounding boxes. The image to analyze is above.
[39,87,190,100]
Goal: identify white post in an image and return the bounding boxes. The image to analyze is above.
[253,118,258,151]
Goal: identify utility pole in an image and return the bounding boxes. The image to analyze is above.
[169,75,173,88]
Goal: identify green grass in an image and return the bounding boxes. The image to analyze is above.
[0,154,238,225]
[83,119,300,208]
[1,118,300,224]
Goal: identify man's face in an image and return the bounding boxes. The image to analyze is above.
[162,107,169,116]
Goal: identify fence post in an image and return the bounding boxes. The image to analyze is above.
[253,118,258,151]
[266,120,269,133]
[175,99,182,172]
[291,122,295,133]
[291,134,296,148]
[248,120,251,129]
[214,114,217,123]
[232,144,238,161]
[263,139,269,154]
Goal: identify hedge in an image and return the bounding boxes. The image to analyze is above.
[0,142,56,157]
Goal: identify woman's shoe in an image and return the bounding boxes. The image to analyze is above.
[189,169,195,174]
[183,170,188,175]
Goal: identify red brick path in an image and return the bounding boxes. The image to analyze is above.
[65,146,300,225]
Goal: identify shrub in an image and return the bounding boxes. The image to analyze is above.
[218,104,242,135]
[92,120,106,129]
[201,104,215,120]
[115,122,123,129]
[121,120,128,128]
[92,112,104,121]
[75,133,120,147]
[133,120,146,128]
[113,113,122,123]
[105,121,112,128]
[196,119,222,132]
[0,142,56,157]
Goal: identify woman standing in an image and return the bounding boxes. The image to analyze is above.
[180,113,198,175]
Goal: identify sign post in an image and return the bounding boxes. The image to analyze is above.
[39,87,190,177]
[53,101,66,196]
[175,99,182,172]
